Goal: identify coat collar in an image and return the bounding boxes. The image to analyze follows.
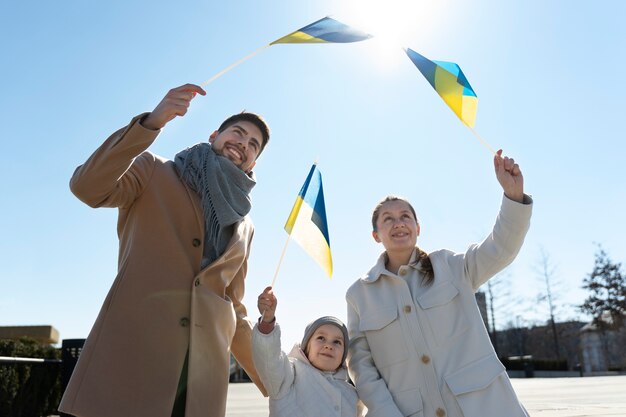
[361,248,421,283]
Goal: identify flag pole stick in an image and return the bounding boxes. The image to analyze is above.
[200,44,271,87]
[468,126,497,155]
[270,235,291,288]
[260,235,291,322]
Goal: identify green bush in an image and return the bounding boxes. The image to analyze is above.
[0,338,61,417]
[532,358,568,371]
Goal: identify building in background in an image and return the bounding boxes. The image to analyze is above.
[0,325,59,345]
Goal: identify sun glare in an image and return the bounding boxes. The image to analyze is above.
[334,0,445,70]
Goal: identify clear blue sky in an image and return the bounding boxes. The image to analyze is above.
[1,1,624,348]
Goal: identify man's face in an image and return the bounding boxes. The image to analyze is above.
[305,324,345,372]
[209,121,262,173]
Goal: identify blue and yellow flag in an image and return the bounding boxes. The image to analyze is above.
[284,164,333,277]
[271,16,372,45]
[405,48,478,128]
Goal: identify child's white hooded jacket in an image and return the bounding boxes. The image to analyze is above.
[252,323,363,417]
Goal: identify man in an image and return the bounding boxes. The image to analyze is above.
[60,84,269,417]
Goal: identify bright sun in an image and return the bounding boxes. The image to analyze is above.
[333,0,445,70]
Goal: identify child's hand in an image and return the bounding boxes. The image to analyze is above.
[257,286,277,323]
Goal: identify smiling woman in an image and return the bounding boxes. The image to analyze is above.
[346,153,532,417]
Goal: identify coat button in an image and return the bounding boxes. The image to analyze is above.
[436,407,446,417]
[334,405,339,411]
[192,238,201,247]
[421,354,431,364]
[403,305,412,313]
[194,278,200,287]
[179,317,190,327]
[399,268,407,276]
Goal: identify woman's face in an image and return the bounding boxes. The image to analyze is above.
[372,200,420,253]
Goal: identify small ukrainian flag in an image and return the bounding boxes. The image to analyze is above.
[405,48,478,128]
[284,163,333,277]
[271,16,372,45]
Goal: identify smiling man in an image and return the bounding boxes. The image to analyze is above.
[60,84,270,417]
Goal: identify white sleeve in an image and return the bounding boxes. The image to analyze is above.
[251,323,295,399]
[464,194,533,290]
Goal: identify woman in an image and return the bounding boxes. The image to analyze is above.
[346,150,532,417]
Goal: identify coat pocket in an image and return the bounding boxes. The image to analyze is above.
[415,281,469,345]
[359,307,408,368]
[392,387,424,417]
[445,355,527,417]
[192,287,236,341]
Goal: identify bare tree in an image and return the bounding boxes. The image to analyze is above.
[534,247,562,360]
[484,273,527,356]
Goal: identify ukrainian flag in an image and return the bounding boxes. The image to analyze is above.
[284,164,333,277]
[405,48,478,128]
[271,16,372,45]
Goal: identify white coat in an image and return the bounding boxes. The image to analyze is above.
[252,324,363,417]
[346,195,532,417]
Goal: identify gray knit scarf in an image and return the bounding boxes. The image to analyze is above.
[174,143,256,267]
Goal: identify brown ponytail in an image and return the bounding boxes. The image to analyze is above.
[412,247,434,286]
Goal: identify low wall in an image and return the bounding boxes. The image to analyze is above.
[508,370,623,378]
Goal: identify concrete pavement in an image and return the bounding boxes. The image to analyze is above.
[512,376,626,416]
[225,375,626,416]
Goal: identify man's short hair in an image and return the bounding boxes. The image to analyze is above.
[218,112,270,158]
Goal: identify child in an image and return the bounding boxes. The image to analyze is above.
[253,286,363,417]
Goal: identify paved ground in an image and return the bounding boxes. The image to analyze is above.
[226,375,626,416]
[512,376,626,416]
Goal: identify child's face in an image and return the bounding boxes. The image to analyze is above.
[305,324,345,372]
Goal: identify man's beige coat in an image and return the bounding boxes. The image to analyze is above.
[59,114,265,417]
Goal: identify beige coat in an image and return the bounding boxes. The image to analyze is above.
[59,114,266,417]
[346,195,532,417]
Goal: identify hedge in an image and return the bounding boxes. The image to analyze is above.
[0,338,61,417]
[500,356,568,371]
